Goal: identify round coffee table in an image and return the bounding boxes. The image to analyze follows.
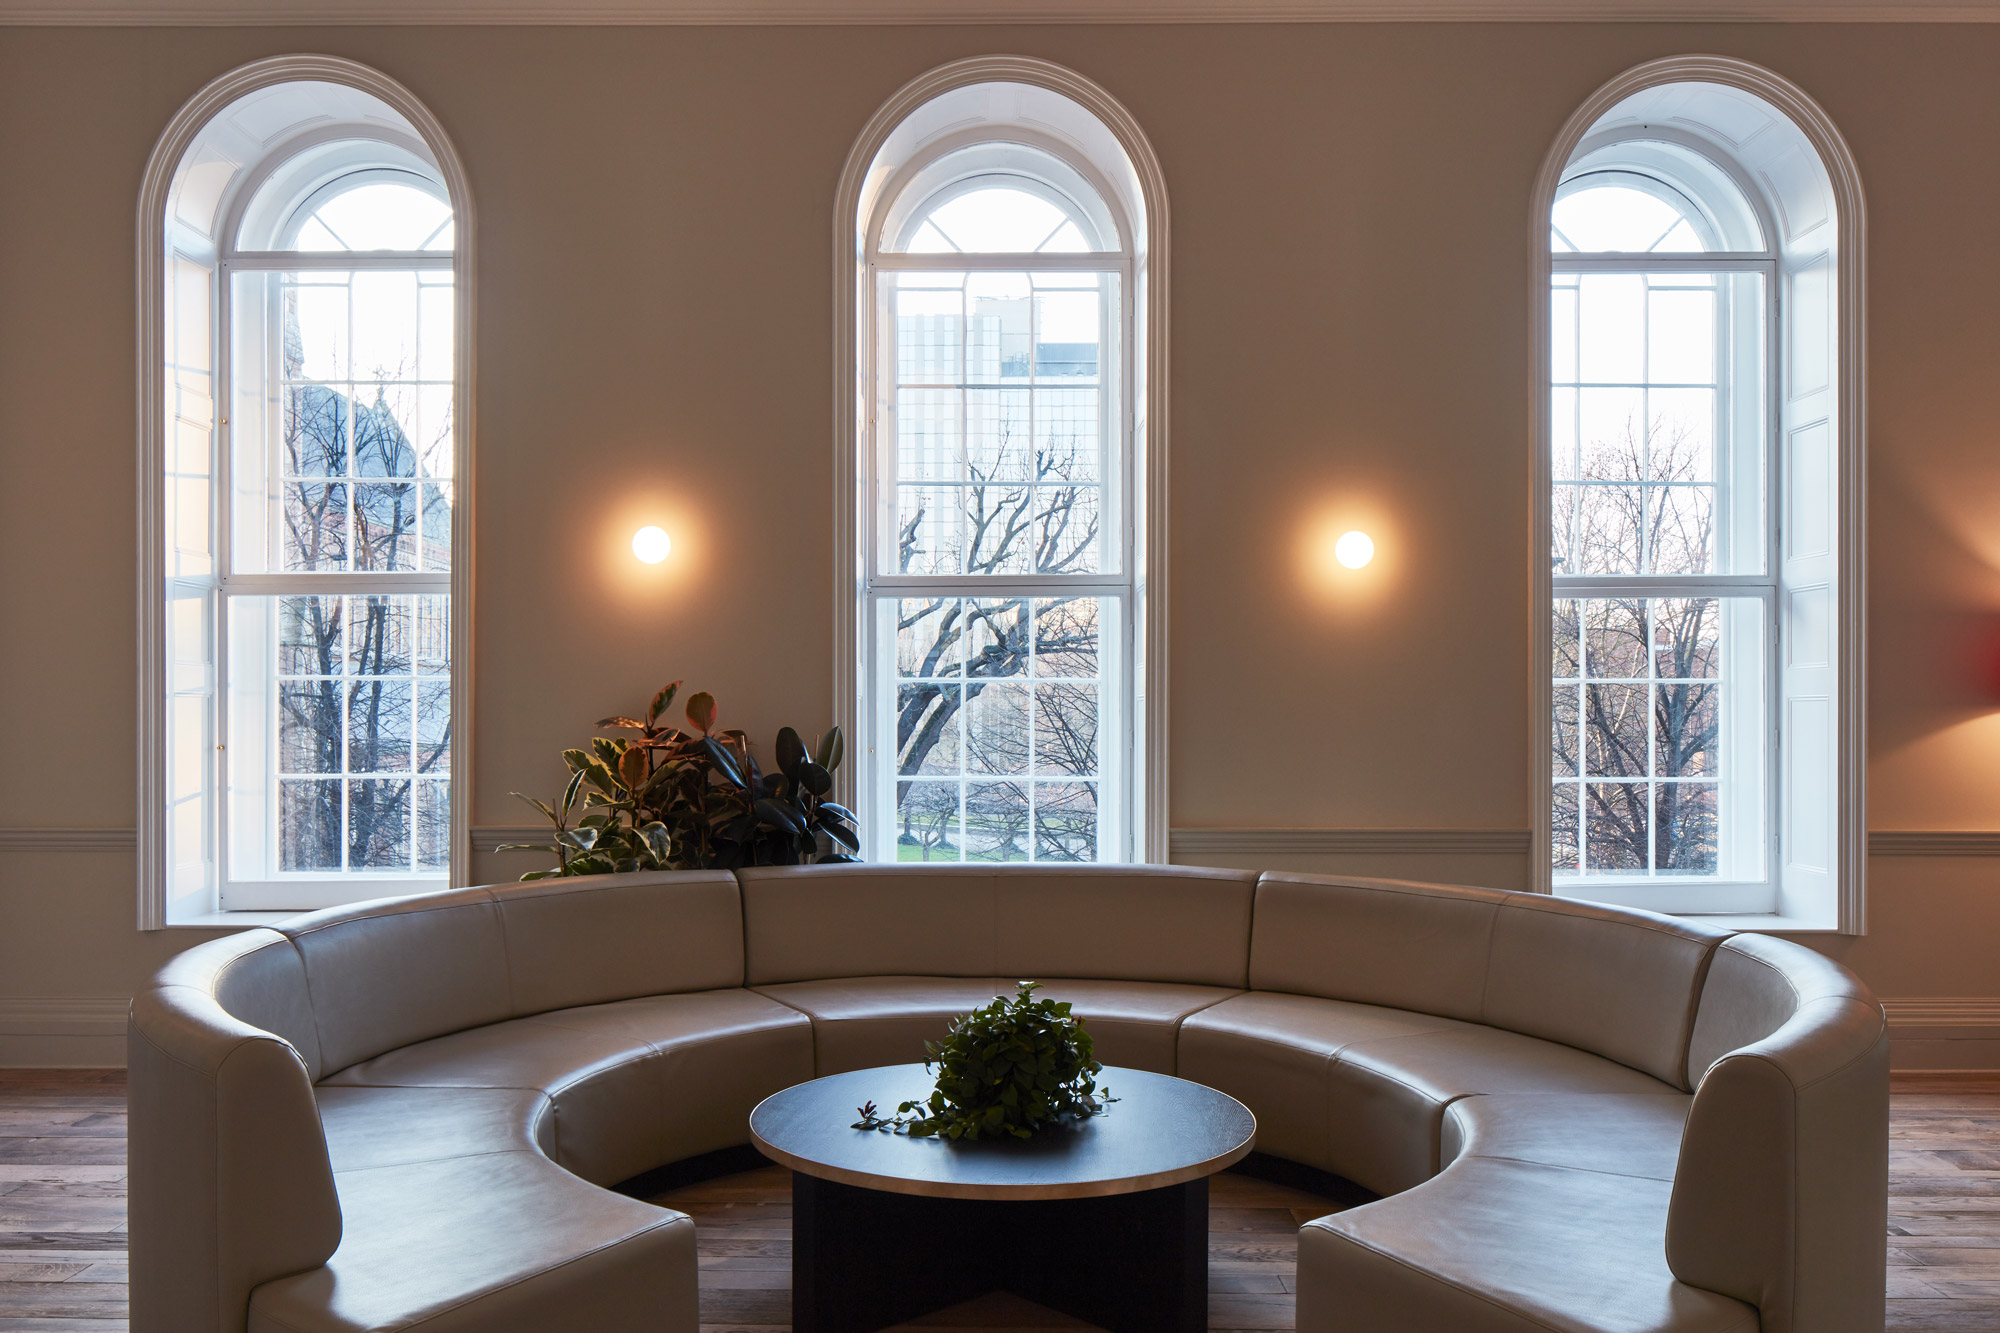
[749,1064,1256,1333]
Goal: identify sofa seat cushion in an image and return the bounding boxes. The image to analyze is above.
[320,988,812,1185]
[1442,1091,1691,1180]
[1178,991,1470,1176]
[753,976,1239,1075]
[1179,993,1674,1194]
[317,1085,554,1170]
[1298,1155,1756,1333]
[248,1151,696,1333]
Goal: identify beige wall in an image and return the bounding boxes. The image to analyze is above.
[2,21,1997,1065]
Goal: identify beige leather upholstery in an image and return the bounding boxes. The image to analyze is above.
[489,871,745,1014]
[282,888,514,1076]
[1299,1156,1759,1333]
[739,863,1257,986]
[129,932,343,1333]
[323,988,811,1186]
[1667,933,1891,1333]
[125,867,1887,1333]
[248,1152,696,1333]
[1250,874,1726,1089]
[1250,873,1508,1021]
[1481,893,1727,1090]
[756,975,1237,1075]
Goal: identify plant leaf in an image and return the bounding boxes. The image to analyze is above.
[638,821,672,865]
[756,798,806,834]
[702,737,745,788]
[819,818,858,851]
[648,681,682,724]
[796,761,833,796]
[776,727,806,779]
[595,716,646,730]
[686,691,717,734]
[618,746,648,793]
[818,801,859,825]
[558,827,601,852]
[814,726,844,772]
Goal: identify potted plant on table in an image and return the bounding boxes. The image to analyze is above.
[852,982,1116,1140]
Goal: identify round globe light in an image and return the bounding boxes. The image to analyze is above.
[1334,530,1374,570]
[632,526,672,564]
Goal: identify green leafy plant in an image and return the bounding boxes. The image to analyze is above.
[851,982,1116,1140]
[500,681,860,877]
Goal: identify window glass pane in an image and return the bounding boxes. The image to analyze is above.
[896,780,962,861]
[275,270,455,573]
[1551,183,1708,254]
[882,596,1110,864]
[1551,596,1755,882]
[244,593,449,877]
[889,271,1113,578]
[914,185,1088,254]
[294,180,452,253]
[1551,271,1762,578]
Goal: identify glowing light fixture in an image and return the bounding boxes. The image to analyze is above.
[632,526,672,564]
[1334,530,1374,570]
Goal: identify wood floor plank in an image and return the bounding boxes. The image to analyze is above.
[0,1068,1993,1330]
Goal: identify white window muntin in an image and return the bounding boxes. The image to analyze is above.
[1550,156,1779,913]
[214,143,455,910]
[861,140,1138,865]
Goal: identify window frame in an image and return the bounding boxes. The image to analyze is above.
[864,157,1137,864]
[137,56,476,929]
[833,58,1172,866]
[1549,172,1781,914]
[1529,57,1868,933]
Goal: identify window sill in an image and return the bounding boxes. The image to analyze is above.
[160,908,308,931]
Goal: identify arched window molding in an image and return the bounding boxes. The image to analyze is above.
[833,57,1170,864]
[137,56,476,929]
[1529,56,1866,932]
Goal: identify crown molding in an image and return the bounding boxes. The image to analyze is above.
[8,0,2000,23]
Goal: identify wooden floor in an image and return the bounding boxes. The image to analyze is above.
[2,1070,1996,1332]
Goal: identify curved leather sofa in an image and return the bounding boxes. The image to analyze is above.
[127,865,1889,1333]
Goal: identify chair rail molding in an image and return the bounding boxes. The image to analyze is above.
[0,828,139,853]
[11,0,2000,21]
[1168,828,1532,858]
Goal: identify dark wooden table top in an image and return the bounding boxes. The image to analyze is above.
[748,1064,1257,1201]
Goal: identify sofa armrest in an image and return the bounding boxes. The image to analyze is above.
[1666,991,1888,1333]
[129,978,342,1333]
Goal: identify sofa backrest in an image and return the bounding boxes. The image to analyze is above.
[1481,892,1727,1090]
[738,864,1258,988]
[1249,873,1728,1089]
[277,887,513,1076]
[489,871,745,1015]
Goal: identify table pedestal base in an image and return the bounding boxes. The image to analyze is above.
[791,1173,1208,1333]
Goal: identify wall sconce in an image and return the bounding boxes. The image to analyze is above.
[1333,530,1374,570]
[632,526,672,564]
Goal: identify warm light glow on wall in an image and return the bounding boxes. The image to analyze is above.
[1334,530,1374,569]
[632,525,672,564]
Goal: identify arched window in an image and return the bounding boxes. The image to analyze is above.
[1535,61,1865,931]
[139,59,472,925]
[836,61,1168,865]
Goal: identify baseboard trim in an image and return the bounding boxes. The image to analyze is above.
[0,997,130,1036]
